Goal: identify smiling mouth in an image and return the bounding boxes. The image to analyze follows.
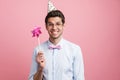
[51,31,59,35]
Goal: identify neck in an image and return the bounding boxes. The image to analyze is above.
[49,37,62,45]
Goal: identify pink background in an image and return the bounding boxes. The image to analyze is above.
[0,0,120,80]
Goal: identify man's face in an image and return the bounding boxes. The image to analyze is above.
[46,17,64,40]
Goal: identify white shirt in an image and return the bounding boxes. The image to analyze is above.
[28,38,84,80]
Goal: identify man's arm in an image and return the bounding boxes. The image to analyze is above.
[33,67,43,80]
[73,47,85,80]
[33,52,45,80]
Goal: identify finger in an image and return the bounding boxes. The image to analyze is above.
[36,58,44,63]
[38,54,43,58]
[37,53,43,58]
[38,51,43,55]
[37,55,45,60]
[40,58,45,63]
[38,52,43,55]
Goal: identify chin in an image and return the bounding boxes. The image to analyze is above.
[51,35,61,39]
[52,36,59,39]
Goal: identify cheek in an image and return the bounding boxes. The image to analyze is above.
[46,28,52,33]
[46,27,50,31]
[60,27,64,31]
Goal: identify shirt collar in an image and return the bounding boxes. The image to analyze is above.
[47,38,64,48]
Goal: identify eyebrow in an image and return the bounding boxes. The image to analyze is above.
[47,22,62,24]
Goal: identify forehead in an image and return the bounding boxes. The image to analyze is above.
[47,17,62,23]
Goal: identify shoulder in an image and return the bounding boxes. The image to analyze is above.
[63,39,81,50]
[63,39,83,57]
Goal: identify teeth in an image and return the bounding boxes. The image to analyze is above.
[53,31,57,34]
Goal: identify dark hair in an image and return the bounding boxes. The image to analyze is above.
[45,10,65,24]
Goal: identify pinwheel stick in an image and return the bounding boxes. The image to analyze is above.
[32,27,42,50]
[38,37,40,47]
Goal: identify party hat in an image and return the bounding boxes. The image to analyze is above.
[48,0,57,13]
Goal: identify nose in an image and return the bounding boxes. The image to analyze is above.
[52,24,57,29]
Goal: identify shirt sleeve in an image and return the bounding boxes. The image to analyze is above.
[73,46,85,80]
[28,48,38,80]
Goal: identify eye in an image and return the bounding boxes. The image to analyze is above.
[47,23,53,27]
[56,23,62,26]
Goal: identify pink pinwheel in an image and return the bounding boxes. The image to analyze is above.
[31,26,42,48]
[32,27,42,38]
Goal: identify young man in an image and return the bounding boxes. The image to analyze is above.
[29,10,84,80]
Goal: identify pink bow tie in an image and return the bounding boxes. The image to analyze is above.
[48,45,61,50]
